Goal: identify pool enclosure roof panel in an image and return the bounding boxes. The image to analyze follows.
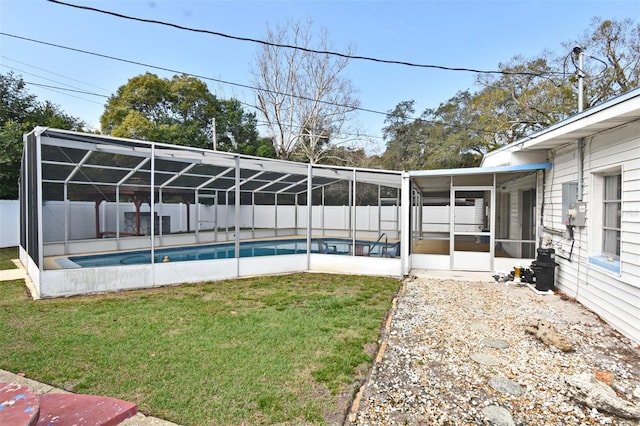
[35,128,402,196]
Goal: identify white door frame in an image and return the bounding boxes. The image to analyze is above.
[450,185,494,271]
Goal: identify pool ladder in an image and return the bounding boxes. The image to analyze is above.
[370,232,388,257]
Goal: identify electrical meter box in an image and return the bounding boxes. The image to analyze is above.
[562,182,578,226]
[570,201,587,226]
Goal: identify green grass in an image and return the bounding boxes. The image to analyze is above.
[0,246,18,269]
[0,273,398,425]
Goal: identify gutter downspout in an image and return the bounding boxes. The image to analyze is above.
[577,138,584,201]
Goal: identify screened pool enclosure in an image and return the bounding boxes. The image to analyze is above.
[20,128,548,298]
[20,128,406,297]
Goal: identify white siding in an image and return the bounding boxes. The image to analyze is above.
[544,121,640,344]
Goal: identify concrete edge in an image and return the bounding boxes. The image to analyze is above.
[0,370,179,425]
[0,370,65,395]
[344,278,407,424]
[0,259,39,299]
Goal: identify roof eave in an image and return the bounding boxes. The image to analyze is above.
[481,88,640,167]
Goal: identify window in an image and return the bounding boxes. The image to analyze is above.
[589,169,622,274]
[602,174,621,258]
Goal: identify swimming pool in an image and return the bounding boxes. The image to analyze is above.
[61,238,400,268]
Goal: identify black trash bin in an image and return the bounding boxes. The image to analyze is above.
[531,261,557,291]
[531,248,558,291]
[536,248,556,263]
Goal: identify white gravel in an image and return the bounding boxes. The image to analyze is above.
[350,275,640,425]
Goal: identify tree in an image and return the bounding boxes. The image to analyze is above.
[0,72,84,199]
[469,55,574,147]
[251,20,360,162]
[215,99,270,156]
[567,17,640,107]
[381,17,639,171]
[472,17,639,145]
[101,73,264,155]
[381,101,426,170]
[0,121,23,199]
[381,96,482,170]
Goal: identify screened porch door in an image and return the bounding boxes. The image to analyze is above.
[451,187,493,271]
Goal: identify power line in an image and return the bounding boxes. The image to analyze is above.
[0,63,109,98]
[14,77,490,140]
[6,76,386,138]
[1,68,105,106]
[0,32,388,117]
[24,81,109,99]
[14,74,494,138]
[46,0,565,79]
[0,34,499,138]
[1,55,111,91]
[11,78,387,139]
[24,81,105,105]
[13,79,495,139]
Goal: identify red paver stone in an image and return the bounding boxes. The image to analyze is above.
[0,382,40,426]
[37,393,137,426]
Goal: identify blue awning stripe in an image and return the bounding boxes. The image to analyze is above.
[408,162,552,177]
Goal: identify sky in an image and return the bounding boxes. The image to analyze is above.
[1,0,639,154]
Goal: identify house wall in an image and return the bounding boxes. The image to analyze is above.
[543,120,640,343]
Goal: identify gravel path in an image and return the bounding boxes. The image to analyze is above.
[349,274,640,425]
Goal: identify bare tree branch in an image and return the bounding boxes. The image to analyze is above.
[250,20,360,162]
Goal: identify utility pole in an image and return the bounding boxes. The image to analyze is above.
[212,117,217,150]
[573,46,585,113]
[573,46,585,203]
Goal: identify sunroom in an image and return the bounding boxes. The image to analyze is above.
[406,163,551,273]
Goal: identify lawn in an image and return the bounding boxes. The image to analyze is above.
[0,246,17,269]
[0,266,398,425]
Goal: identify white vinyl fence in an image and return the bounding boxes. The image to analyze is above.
[0,200,19,248]
[31,201,400,243]
[2,199,484,249]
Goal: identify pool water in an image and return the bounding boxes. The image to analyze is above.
[63,238,400,268]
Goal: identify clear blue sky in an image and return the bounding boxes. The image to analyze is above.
[1,0,639,154]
